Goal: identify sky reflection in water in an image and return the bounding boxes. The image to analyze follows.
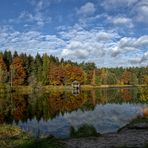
[14,103,145,138]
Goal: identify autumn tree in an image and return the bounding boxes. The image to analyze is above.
[0,50,147,86]
[0,54,8,83]
[49,64,65,85]
[121,70,132,85]
[64,64,84,84]
[144,75,148,85]
[100,68,108,85]
[10,57,26,85]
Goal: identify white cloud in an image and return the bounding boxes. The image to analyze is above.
[101,0,138,10]
[119,36,148,48]
[59,25,118,61]
[106,16,134,27]
[135,35,148,46]
[0,28,66,56]
[77,2,96,17]
[96,31,119,41]
[129,51,148,65]
[0,24,147,67]
[140,51,148,63]
[132,0,148,23]
[19,11,51,27]
[62,48,90,59]
[17,0,54,27]
[29,0,61,11]
[101,0,148,24]
[111,35,148,57]
[129,57,141,64]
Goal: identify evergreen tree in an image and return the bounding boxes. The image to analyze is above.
[3,50,12,70]
[91,69,96,85]
[130,73,138,85]
[42,53,50,85]
[34,53,43,83]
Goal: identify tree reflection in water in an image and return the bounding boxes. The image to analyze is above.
[70,124,99,138]
[0,87,147,138]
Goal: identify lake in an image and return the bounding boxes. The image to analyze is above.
[0,87,148,138]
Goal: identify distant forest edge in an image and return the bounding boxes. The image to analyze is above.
[0,50,148,89]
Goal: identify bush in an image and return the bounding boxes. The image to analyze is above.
[70,124,100,138]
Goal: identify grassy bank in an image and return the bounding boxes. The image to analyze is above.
[1,117,148,148]
[81,84,148,90]
[0,124,65,148]
[0,124,101,148]
[0,84,147,94]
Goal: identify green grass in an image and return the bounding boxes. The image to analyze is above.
[0,84,147,94]
[0,124,65,148]
[17,137,65,148]
[0,124,31,148]
[81,84,148,90]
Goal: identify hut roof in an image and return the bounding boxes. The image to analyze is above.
[72,80,80,84]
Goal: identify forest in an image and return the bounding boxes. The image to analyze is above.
[0,50,148,87]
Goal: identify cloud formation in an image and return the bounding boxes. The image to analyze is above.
[0,27,65,55]
[101,0,138,10]
[0,22,147,67]
[0,0,147,67]
[19,11,51,27]
[133,0,148,23]
[111,36,148,57]
[77,2,96,17]
[108,16,133,27]
[101,0,148,24]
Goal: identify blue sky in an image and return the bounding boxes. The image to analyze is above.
[0,0,148,67]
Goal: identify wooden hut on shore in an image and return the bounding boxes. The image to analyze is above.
[72,80,80,90]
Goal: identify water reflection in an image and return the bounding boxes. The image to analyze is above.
[13,103,145,138]
[0,87,148,138]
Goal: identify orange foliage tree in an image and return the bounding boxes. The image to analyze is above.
[64,64,84,84]
[48,64,65,85]
[121,70,132,85]
[0,54,8,83]
[10,57,26,85]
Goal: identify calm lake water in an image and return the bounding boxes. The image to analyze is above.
[0,87,148,138]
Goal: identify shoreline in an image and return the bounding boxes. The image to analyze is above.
[0,84,147,94]
[1,118,148,148]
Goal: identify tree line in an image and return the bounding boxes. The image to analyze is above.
[0,50,148,86]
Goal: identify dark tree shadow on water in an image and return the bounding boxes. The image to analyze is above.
[70,124,100,138]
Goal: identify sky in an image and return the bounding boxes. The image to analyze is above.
[0,0,148,67]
